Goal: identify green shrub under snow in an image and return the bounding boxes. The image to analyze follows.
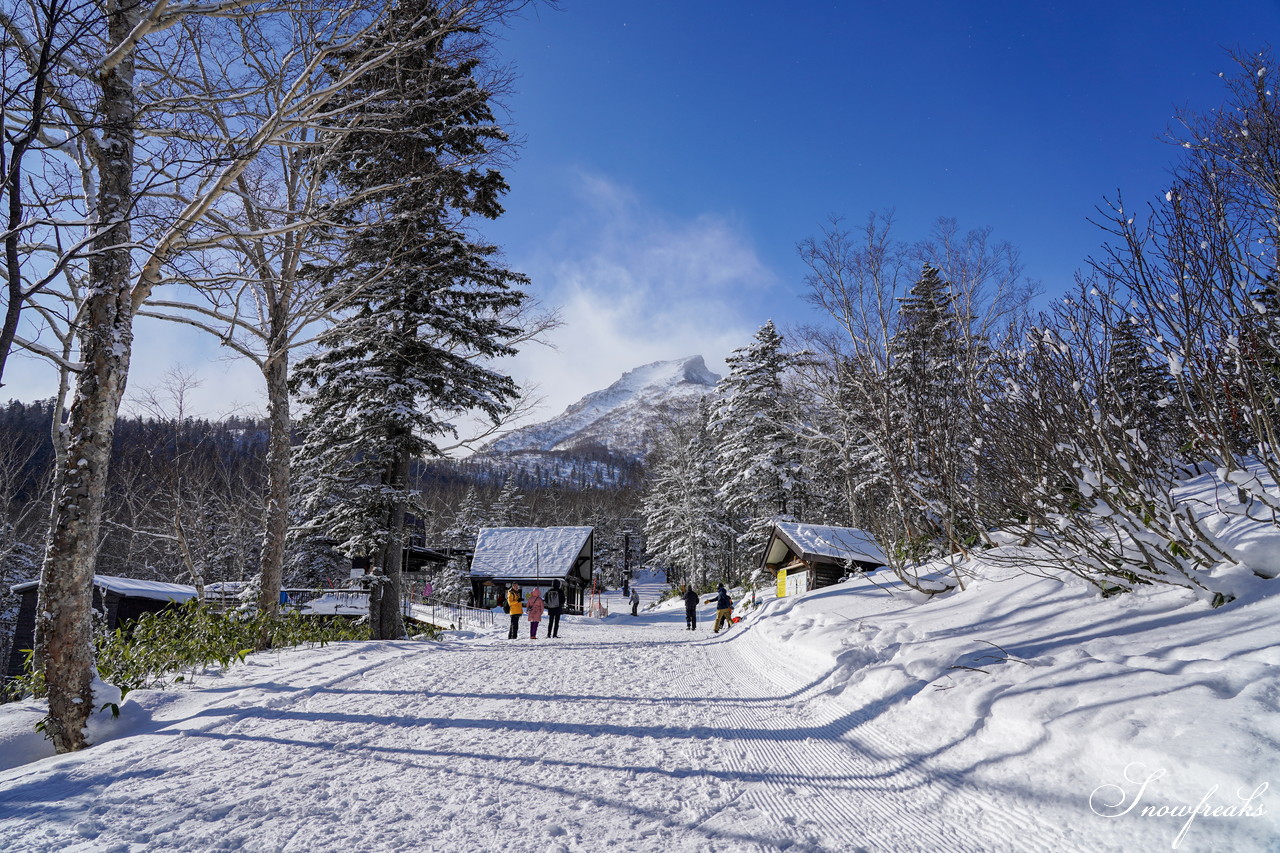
[10,600,394,702]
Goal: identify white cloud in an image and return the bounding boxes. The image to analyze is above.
[2,173,780,431]
[503,172,778,419]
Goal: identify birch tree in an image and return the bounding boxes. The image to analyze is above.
[135,1,534,628]
[2,0,534,753]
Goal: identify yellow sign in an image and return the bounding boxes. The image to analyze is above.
[776,569,787,598]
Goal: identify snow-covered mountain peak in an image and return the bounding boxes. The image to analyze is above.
[608,355,720,394]
[483,355,720,458]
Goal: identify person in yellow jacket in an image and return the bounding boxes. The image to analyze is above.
[506,582,523,639]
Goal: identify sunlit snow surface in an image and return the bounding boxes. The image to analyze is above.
[2,557,1277,851]
[470,526,594,580]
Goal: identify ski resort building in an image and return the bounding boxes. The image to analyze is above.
[760,522,887,598]
[468,526,594,613]
[5,576,199,679]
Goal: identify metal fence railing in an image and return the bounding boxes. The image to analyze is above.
[406,596,497,630]
[203,587,349,613]
[202,586,500,631]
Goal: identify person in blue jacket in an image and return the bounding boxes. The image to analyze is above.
[713,584,734,633]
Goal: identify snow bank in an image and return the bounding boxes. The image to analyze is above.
[741,542,1280,850]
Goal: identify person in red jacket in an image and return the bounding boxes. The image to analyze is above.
[526,587,545,639]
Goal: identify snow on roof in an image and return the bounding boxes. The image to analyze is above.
[469,527,593,580]
[773,522,887,566]
[10,575,199,602]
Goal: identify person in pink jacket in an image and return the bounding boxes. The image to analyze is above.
[526,587,545,639]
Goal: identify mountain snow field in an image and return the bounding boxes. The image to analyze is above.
[483,355,720,458]
[1,557,1275,852]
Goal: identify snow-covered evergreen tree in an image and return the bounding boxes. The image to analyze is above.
[488,478,527,527]
[293,9,527,640]
[880,264,984,564]
[708,321,806,576]
[642,401,731,588]
[1102,316,1178,454]
[443,485,486,549]
[434,555,473,606]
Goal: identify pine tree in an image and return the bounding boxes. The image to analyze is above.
[1103,316,1179,454]
[488,478,527,527]
[884,264,984,561]
[444,485,486,548]
[708,321,806,575]
[293,6,527,640]
[642,401,731,588]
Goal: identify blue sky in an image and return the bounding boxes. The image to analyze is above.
[5,1,1280,423]
[481,0,1280,417]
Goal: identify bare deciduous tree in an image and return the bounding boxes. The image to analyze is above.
[3,0,537,753]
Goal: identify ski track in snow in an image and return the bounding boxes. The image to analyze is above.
[2,582,1101,852]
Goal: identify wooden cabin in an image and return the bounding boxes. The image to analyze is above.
[468,526,594,613]
[5,575,199,679]
[760,522,887,598]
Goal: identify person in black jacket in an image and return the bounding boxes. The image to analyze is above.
[682,585,699,630]
[544,579,565,638]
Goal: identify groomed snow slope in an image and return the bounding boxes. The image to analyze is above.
[0,566,1275,852]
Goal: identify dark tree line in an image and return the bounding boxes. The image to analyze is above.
[0,396,649,674]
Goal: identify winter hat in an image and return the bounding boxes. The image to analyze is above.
[529,588,542,599]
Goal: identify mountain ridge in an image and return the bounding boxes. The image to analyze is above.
[482,355,720,460]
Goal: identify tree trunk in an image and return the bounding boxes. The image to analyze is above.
[255,349,291,646]
[35,0,137,753]
[372,447,409,640]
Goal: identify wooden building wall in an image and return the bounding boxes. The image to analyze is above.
[5,587,183,680]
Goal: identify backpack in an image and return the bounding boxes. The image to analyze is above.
[546,588,563,609]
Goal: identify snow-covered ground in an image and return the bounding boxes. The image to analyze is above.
[0,565,1275,852]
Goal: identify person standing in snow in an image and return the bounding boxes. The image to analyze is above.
[506,582,523,639]
[713,584,734,634]
[527,587,545,639]
[629,586,640,616]
[544,579,565,638]
[682,585,699,630]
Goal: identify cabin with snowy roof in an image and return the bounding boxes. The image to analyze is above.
[760,522,887,598]
[5,575,199,679]
[468,526,594,613]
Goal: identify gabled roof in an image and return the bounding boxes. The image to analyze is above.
[469,526,593,580]
[764,522,887,568]
[11,574,199,603]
